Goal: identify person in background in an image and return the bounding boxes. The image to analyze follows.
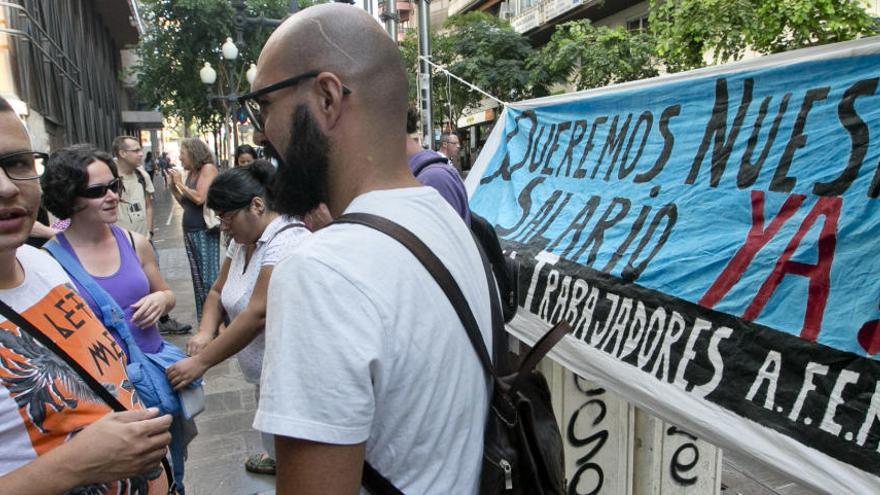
[144,151,155,180]
[0,96,172,494]
[167,160,309,476]
[235,144,258,167]
[167,138,220,320]
[437,131,462,172]
[406,108,471,224]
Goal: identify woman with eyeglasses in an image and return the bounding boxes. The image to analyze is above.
[166,160,309,475]
[40,145,175,355]
[166,138,220,321]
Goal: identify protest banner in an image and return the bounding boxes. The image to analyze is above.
[466,36,880,493]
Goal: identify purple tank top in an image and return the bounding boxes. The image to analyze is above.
[57,225,163,353]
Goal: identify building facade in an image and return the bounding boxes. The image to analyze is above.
[0,0,156,152]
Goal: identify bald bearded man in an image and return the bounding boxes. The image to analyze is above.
[243,4,493,494]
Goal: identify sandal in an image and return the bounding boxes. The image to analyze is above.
[245,453,276,475]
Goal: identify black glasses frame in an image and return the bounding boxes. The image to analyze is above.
[238,70,352,132]
[79,177,122,199]
[0,151,48,181]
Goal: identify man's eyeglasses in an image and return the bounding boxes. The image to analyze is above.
[123,147,143,153]
[238,70,352,133]
[80,178,121,199]
[0,151,47,181]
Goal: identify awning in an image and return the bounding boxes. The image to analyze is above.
[121,111,164,129]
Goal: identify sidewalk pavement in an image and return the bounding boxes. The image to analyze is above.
[149,174,816,495]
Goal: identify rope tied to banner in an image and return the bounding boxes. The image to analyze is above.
[418,55,509,107]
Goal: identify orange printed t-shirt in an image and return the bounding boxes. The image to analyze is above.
[0,245,168,494]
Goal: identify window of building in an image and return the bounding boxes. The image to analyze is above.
[626,14,649,32]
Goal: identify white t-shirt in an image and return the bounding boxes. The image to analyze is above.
[256,187,492,494]
[220,215,309,383]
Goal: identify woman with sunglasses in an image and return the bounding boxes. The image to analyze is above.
[166,160,309,475]
[41,145,175,355]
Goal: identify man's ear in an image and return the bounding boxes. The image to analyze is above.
[314,72,347,129]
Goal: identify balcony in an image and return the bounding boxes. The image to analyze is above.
[379,0,415,24]
[509,0,606,34]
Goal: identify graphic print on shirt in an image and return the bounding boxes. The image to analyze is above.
[0,282,160,495]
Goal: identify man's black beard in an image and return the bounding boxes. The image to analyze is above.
[271,105,331,217]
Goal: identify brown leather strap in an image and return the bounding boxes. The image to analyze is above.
[509,319,571,394]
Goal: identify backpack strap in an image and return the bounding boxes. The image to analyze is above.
[0,299,177,494]
[411,155,450,178]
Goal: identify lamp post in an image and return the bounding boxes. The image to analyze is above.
[200,1,297,167]
[200,37,255,165]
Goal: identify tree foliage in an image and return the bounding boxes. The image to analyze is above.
[134,0,314,131]
[532,19,659,91]
[650,0,879,72]
[428,12,544,124]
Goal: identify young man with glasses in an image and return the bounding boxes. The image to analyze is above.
[0,96,173,494]
[243,5,492,494]
[112,136,192,335]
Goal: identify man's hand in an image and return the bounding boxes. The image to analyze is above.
[186,331,214,356]
[67,408,172,485]
[166,356,208,390]
[303,203,333,231]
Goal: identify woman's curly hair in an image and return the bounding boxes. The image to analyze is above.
[180,138,215,171]
[41,144,118,220]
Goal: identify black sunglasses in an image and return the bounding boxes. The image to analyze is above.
[0,151,48,181]
[238,70,352,133]
[80,178,121,199]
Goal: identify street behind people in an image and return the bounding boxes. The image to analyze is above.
[245,5,493,494]
[0,95,173,495]
[112,135,191,335]
[167,138,220,320]
[166,160,309,476]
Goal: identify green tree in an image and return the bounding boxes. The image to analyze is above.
[134,0,320,132]
[650,0,878,72]
[532,19,658,91]
[428,12,543,125]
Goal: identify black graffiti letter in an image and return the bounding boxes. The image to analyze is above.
[772,86,830,193]
[813,78,878,196]
[688,78,754,187]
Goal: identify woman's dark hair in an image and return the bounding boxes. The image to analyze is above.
[41,144,118,219]
[207,159,276,213]
[234,144,257,162]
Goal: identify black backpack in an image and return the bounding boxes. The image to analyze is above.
[336,213,568,495]
[412,154,520,323]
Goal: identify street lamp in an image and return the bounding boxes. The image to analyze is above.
[200,37,249,167]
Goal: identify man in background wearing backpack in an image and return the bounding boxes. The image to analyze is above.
[112,136,192,335]
[406,109,471,225]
